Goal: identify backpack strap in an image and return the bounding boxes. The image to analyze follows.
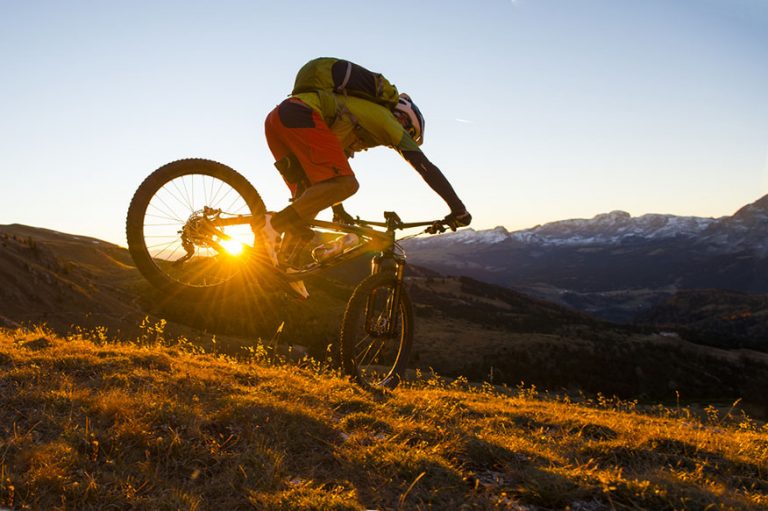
[337,61,353,92]
[335,98,379,153]
[334,98,360,134]
[315,90,340,126]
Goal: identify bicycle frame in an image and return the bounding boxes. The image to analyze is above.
[208,210,439,282]
[317,212,433,338]
[203,209,444,337]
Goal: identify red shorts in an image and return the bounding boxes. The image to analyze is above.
[264,98,354,196]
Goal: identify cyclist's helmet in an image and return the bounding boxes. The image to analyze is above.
[394,93,425,145]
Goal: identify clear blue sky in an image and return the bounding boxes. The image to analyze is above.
[1,0,767,245]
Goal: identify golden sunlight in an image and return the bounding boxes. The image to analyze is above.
[219,238,244,256]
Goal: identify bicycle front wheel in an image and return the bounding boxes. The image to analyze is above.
[126,159,266,295]
[340,273,414,389]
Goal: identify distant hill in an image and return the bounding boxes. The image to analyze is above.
[2,223,768,410]
[403,275,768,409]
[403,194,768,328]
[0,224,344,349]
[0,224,146,331]
[637,289,768,350]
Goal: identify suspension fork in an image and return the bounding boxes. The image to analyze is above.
[366,253,406,336]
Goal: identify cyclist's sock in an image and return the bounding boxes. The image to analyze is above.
[260,213,281,266]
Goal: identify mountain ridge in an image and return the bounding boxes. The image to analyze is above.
[403,194,768,325]
[414,193,767,249]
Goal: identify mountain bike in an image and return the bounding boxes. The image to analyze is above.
[125,158,452,389]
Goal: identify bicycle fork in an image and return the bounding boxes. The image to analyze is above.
[366,254,406,337]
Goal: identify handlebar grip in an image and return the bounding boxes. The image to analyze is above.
[425,221,448,234]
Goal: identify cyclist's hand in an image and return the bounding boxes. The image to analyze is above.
[444,210,472,231]
[332,203,356,225]
[425,221,447,234]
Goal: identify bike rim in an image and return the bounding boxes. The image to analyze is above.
[141,173,255,288]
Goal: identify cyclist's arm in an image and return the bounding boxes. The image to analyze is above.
[400,150,466,214]
[350,101,468,214]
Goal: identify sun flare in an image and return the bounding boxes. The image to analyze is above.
[220,238,244,256]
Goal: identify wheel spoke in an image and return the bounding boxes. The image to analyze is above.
[209,177,226,207]
[224,192,246,214]
[212,186,235,210]
[146,200,180,224]
[179,175,194,211]
[354,335,378,365]
[149,241,181,259]
[189,175,195,210]
[150,191,187,222]
[164,181,194,215]
[144,212,183,223]
[162,244,184,263]
[203,175,209,208]
[361,340,387,368]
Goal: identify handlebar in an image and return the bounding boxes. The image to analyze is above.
[350,213,457,235]
[388,213,463,234]
[332,204,463,235]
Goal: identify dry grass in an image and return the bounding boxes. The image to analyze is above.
[1,325,766,510]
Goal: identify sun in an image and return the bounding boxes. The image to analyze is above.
[219,238,244,256]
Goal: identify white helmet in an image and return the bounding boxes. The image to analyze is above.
[394,93,425,145]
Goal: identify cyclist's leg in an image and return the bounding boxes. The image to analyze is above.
[264,98,359,279]
[290,175,359,219]
[270,175,358,268]
[264,98,357,232]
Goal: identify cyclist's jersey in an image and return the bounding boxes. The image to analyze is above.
[292,92,421,156]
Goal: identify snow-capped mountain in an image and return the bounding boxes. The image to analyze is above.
[700,194,768,255]
[425,212,717,247]
[512,212,716,246]
[403,194,768,322]
[435,225,512,245]
[411,194,768,252]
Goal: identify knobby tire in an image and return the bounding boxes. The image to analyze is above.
[126,158,266,296]
[340,272,414,389]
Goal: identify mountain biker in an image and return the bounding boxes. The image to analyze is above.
[261,63,472,299]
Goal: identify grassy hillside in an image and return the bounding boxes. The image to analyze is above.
[3,223,768,418]
[2,326,766,510]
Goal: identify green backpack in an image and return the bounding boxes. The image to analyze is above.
[292,57,400,110]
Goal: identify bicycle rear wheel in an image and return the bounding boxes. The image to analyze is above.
[340,272,414,389]
[126,159,267,295]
